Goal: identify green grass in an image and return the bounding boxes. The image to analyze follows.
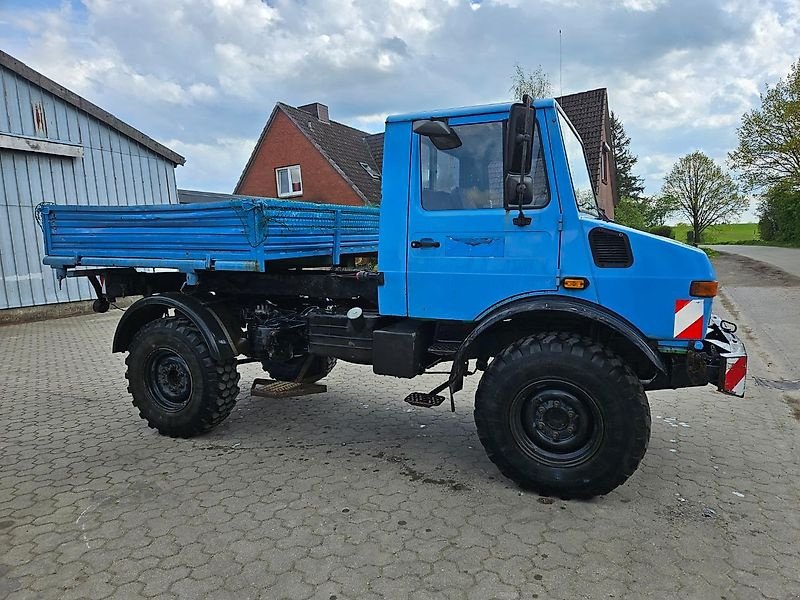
[672,223,760,244]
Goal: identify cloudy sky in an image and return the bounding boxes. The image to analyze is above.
[2,0,798,219]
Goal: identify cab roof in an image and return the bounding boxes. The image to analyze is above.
[385,98,558,123]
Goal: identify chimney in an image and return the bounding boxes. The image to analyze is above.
[298,102,329,123]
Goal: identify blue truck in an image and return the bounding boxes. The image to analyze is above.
[39,97,747,499]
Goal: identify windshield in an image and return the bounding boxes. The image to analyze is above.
[558,112,601,218]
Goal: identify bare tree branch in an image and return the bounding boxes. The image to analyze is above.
[509,64,553,100]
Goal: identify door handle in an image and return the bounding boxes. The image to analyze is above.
[411,238,440,249]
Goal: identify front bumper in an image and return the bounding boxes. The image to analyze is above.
[704,314,747,397]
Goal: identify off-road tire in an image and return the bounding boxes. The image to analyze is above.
[125,316,240,438]
[474,331,650,499]
[261,355,337,383]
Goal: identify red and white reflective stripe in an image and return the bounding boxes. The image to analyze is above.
[673,299,704,339]
[724,356,747,396]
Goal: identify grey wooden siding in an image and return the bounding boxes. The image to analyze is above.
[0,64,178,309]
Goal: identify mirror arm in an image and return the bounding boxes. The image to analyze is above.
[513,94,533,227]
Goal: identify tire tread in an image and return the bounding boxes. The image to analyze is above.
[475,331,650,499]
[125,316,240,438]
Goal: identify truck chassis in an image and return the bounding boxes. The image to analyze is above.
[65,264,743,499]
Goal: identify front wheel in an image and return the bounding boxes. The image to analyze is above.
[474,332,650,499]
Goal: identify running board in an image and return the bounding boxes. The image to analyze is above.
[404,392,447,408]
[250,378,326,398]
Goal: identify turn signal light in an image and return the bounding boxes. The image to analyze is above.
[690,280,718,297]
[562,277,589,290]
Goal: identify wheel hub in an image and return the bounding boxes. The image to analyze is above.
[533,396,578,438]
[514,381,602,465]
[146,349,193,412]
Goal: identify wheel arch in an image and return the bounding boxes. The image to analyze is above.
[113,293,241,361]
[450,296,666,391]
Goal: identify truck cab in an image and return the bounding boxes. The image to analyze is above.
[381,99,714,338]
[40,97,747,499]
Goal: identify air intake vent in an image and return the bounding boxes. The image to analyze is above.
[589,228,633,268]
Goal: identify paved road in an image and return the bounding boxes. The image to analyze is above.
[707,245,800,278]
[1,295,799,599]
[712,249,800,381]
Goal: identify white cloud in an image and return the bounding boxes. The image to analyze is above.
[0,0,797,202]
[617,0,668,11]
[165,137,257,192]
[351,112,390,131]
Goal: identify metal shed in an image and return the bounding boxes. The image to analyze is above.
[0,50,185,311]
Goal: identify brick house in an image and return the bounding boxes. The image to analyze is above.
[235,102,382,206]
[236,90,618,216]
[556,88,619,218]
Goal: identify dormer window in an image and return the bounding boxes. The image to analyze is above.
[359,162,380,180]
[276,165,302,198]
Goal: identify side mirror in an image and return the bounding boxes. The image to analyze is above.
[503,103,536,209]
[504,174,533,205]
[413,119,462,151]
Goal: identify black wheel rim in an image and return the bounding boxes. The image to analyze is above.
[145,348,193,413]
[509,378,604,467]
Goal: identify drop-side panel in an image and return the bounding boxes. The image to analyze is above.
[40,198,380,273]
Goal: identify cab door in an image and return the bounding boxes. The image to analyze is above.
[405,111,561,321]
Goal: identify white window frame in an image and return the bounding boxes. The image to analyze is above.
[601,141,610,185]
[275,165,303,198]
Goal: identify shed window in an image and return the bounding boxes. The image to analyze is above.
[276,165,302,198]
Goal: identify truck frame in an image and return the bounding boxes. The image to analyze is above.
[39,97,747,499]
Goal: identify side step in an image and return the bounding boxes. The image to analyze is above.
[251,378,327,399]
[428,341,460,356]
[404,392,447,408]
[404,378,451,409]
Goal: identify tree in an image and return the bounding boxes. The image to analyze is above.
[613,197,647,230]
[757,181,800,243]
[509,64,552,100]
[661,152,747,245]
[609,111,645,200]
[729,58,800,190]
[646,194,678,228]
[613,195,676,231]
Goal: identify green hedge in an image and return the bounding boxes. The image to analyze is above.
[759,183,800,245]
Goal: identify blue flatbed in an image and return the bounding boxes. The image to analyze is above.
[39,197,380,275]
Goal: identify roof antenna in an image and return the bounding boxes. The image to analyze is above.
[559,28,563,97]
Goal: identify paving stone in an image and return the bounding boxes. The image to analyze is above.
[1,312,798,599]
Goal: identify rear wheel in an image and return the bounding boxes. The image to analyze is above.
[126,317,240,437]
[474,332,650,499]
[261,355,337,383]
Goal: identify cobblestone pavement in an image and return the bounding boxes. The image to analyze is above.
[1,302,799,599]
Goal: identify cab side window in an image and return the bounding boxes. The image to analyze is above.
[421,122,503,210]
[421,120,549,210]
